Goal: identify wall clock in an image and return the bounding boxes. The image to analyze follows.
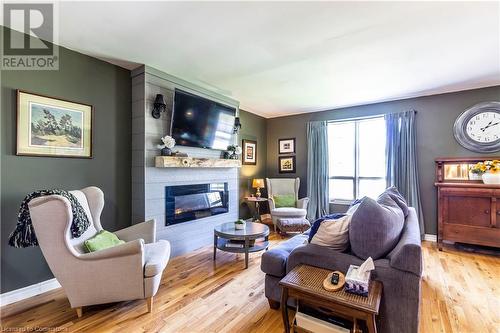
[453,101,500,153]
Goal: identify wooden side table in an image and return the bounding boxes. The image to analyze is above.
[279,265,382,333]
[244,196,267,222]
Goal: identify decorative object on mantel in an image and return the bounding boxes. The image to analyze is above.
[157,135,176,156]
[234,219,246,230]
[252,178,265,198]
[155,156,241,168]
[453,101,500,153]
[278,138,296,154]
[279,155,296,173]
[242,139,257,165]
[16,90,93,158]
[171,151,188,157]
[470,160,500,184]
[151,94,167,119]
[233,117,242,134]
[224,144,242,160]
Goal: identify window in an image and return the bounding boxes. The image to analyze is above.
[328,117,386,202]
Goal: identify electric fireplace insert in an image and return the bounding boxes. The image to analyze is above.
[165,183,229,225]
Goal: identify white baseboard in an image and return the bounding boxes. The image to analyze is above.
[424,234,437,242]
[0,278,61,307]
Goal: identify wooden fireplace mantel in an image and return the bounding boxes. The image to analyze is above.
[155,156,241,168]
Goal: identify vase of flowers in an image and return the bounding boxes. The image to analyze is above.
[470,160,500,184]
[225,145,242,160]
[158,135,176,156]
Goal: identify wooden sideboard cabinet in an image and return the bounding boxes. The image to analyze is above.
[435,157,500,250]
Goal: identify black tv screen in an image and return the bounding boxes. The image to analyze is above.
[171,89,236,150]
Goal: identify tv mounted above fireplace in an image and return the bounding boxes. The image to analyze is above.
[165,183,229,225]
[171,89,236,151]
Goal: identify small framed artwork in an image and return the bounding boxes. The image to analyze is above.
[16,90,93,158]
[279,156,296,173]
[278,138,296,154]
[242,139,257,165]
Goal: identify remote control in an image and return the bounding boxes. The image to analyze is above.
[331,272,339,285]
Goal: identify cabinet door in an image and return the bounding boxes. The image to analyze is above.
[445,196,491,227]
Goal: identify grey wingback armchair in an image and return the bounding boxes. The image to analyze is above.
[266,178,309,231]
[28,186,170,318]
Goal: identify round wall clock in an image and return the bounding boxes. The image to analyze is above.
[453,101,500,153]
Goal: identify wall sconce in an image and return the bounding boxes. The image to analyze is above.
[233,117,242,134]
[152,94,166,119]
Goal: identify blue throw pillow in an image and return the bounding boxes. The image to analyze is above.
[308,213,346,243]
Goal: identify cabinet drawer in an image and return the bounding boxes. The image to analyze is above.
[443,224,500,248]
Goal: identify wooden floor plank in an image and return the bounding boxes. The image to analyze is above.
[1,236,498,333]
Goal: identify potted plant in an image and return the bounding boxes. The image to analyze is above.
[234,219,246,230]
[470,160,500,184]
[157,135,176,156]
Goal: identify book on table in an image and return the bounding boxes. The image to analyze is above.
[226,239,255,247]
[225,242,244,248]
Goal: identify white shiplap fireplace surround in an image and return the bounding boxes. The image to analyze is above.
[131,65,239,257]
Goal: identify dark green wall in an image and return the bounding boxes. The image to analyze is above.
[239,109,267,219]
[266,86,500,235]
[1,30,132,293]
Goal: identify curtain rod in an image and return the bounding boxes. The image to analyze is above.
[327,110,417,124]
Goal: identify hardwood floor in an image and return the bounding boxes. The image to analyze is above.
[1,235,499,333]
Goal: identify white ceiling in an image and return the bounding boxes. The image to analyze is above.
[17,2,500,117]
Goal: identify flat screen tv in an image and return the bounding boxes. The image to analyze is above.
[171,89,236,150]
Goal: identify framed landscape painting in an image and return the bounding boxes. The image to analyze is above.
[242,139,257,165]
[16,90,93,158]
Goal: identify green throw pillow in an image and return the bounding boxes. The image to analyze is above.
[84,230,125,253]
[273,194,296,208]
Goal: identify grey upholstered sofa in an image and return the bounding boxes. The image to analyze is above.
[261,207,422,333]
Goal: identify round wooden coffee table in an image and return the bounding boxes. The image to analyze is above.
[213,222,270,269]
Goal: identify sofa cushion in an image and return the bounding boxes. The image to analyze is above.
[349,194,405,260]
[261,233,308,277]
[307,213,346,242]
[271,207,307,217]
[144,240,171,277]
[310,215,351,251]
[383,186,409,217]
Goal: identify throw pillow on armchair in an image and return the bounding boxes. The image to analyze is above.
[273,194,296,208]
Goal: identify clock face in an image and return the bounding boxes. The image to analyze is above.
[465,111,500,143]
[453,102,500,153]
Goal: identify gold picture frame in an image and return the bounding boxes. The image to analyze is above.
[16,90,93,158]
